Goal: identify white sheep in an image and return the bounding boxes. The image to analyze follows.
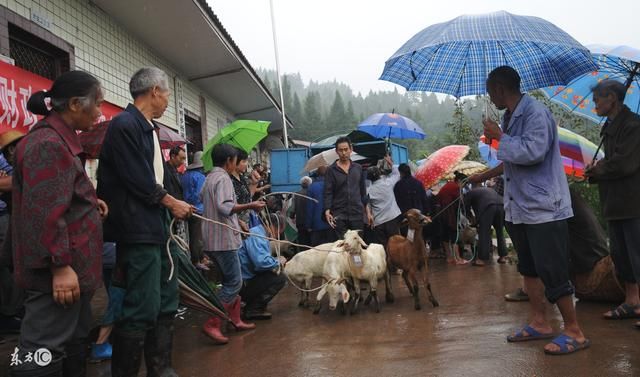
[314,245,352,314]
[340,230,392,313]
[284,242,338,307]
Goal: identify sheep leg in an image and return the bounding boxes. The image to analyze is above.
[373,290,380,313]
[384,271,394,303]
[313,300,321,315]
[350,280,361,315]
[402,271,414,295]
[409,271,421,310]
[420,261,439,307]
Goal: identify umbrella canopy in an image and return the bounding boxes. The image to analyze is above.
[357,112,426,140]
[176,250,228,320]
[478,128,604,178]
[202,120,270,171]
[444,160,488,180]
[303,149,366,172]
[415,145,470,188]
[541,44,640,123]
[79,121,187,159]
[380,11,596,97]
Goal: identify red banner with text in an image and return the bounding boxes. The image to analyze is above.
[0,60,122,134]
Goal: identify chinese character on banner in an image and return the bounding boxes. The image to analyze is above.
[0,60,124,135]
[10,347,22,366]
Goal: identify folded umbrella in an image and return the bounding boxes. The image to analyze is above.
[176,250,229,320]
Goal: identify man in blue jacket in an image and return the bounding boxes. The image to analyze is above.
[306,166,334,246]
[97,67,192,377]
[238,213,287,320]
[471,66,588,355]
[181,151,206,265]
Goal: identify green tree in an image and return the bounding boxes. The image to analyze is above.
[326,90,348,133]
[446,99,481,161]
[302,91,323,140]
[289,92,303,126]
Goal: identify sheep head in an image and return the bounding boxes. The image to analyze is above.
[342,229,367,254]
[401,209,432,229]
[317,278,350,310]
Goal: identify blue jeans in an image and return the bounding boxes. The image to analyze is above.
[208,250,242,304]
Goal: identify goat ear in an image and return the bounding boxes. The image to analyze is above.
[400,218,408,225]
[316,284,327,301]
[356,232,368,248]
[341,284,350,303]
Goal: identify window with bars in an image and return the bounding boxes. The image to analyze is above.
[8,23,69,80]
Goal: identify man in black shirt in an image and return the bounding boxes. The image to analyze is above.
[163,146,186,200]
[323,137,369,238]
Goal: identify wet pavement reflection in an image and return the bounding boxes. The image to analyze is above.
[2,260,639,376]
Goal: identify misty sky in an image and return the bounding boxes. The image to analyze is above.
[211,0,639,95]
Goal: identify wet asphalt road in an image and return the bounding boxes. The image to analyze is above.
[2,260,639,377]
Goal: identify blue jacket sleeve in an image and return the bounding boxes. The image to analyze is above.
[245,232,279,272]
[497,110,553,166]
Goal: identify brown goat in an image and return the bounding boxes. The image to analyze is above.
[387,209,439,310]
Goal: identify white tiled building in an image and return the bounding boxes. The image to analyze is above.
[0,0,290,156]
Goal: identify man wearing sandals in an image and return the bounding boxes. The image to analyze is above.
[470,66,589,355]
[585,79,640,327]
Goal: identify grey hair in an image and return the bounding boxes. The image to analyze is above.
[300,176,312,188]
[129,67,169,99]
[592,79,626,103]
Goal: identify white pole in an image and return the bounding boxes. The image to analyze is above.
[269,0,289,148]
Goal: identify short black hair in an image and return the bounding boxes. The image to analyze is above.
[169,146,184,157]
[592,79,626,102]
[253,163,262,169]
[398,163,411,177]
[211,144,239,167]
[454,171,468,182]
[235,147,248,162]
[487,66,521,93]
[335,136,352,149]
[367,166,381,182]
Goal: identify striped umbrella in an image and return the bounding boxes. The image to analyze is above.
[478,127,604,178]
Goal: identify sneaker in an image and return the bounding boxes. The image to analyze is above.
[504,288,529,302]
[89,342,112,363]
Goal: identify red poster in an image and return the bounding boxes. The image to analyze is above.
[0,60,122,134]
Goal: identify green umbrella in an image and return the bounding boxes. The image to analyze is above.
[202,120,271,171]
[177,249,229,320]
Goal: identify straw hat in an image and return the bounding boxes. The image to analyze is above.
[0,130,26,150]
[187,151,204,170]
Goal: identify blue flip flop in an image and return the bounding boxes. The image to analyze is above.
[507,325,555,342]
[544,334,591,355]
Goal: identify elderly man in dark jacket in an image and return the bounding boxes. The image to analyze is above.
[98,67,192,377]
[586,79,640,325]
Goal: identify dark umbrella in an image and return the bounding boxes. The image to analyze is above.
[79,121,188,158]
[176,250,229,320]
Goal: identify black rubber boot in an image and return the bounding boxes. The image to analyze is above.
[111,330,144,377]
[144,316,178,377]
[62,338,87,377]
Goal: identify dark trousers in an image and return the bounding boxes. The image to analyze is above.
[240,272,286,311]
[373,217,400,247]
[609,218,640,284]
[334,218,364,239]
[188,216,204,264]
[310,229,336,246]
[476,205,507,260]
[11,291,93,375]
[296,225,311,248]
[506,220,574,303]
[114,243,179,335]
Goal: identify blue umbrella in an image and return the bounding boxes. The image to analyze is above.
[380,11,597,97]
[541,44,640,124]
[357,112,426,140]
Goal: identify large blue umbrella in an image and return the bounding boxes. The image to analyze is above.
[380,11,597,97]
[541,44,640,124]
[357,112,426,140]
